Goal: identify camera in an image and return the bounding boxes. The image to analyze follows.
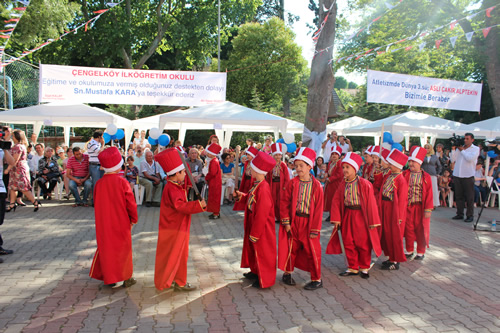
[449,133,465,147]
[485,139,500,154]
[0,131,12,150]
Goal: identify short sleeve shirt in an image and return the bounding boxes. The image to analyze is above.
[66,155,90,177]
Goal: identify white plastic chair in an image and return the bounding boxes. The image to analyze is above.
[133,184,145,205]
[486,176,500,210]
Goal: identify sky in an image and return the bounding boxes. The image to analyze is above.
[285,1,366,85]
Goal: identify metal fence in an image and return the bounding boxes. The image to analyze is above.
[0,55,39,110]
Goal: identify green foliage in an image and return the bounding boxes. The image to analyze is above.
[347,81,358,89]
[334,76,348,89]
[225,17,308,116]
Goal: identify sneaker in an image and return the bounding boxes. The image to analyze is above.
[405,253,415,260]
[282,273,296,286]
[381,262,399,270]
[0,248,13,255]
[304,280,323,290]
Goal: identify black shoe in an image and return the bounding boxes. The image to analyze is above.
[452,215,464,220]
[243,271,258,280]
[405,253,415,260]
[33,200,41,212]
[0,248,13,255]
[174,282,197,292]
[324,215,331,222]
[122,277,137,288]
[381,259,391,267]
[339,271,359,277]
[152,202,161,207]
[414,255,425,261]
[251,280,261,288]
[208,214,220,220]
[381,262,399,270]
[6,203,16,213]
[360,272,370,279]
[304,280,323,290]
[145,202,152,207]
[464,217,473,223]
[105,283,117,287]
[282,273,296,286]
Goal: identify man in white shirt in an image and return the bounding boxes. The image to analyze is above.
[338,135,353,154]
[450,133,480,222]
[86,130,105,205]
[139,151,163,207]
[322,130,339,162]
[29,143,45,182]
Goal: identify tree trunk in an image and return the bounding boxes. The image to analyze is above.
[283,96,290,117]
[484,27,500,117]
[303,0,336,148]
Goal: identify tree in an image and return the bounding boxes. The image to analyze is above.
[303,0,337,149]
[334,76,348,89]
[347,81,358,89]
[225,17,307,117]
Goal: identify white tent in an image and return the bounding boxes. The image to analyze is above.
[151,102,288,148]
[0,103,133,146]
[286,119,304,134]
[344,111,491,148]
[470,117,500,138]
[326,116,372,134]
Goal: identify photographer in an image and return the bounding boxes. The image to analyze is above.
[37,147,61,200]
[450,133,480,222]
[321,130,339,162]
[0,129,15,262]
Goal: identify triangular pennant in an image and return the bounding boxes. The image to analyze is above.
[466,13,479,20]
[93,9,108,14]
[13,7,27,11]
[465,31,474,42]
[482,27,492,38]
[435,39,443,49]
[391,48,400,53]
[450,21,457,30]
[486,6,495,17]
[374,46,382,51]
[106,2,118,7]
[4,18,20,23]
[377,51,386,55]
[356,28,364,37]
[385,2,395,10]
[372,16,381,22]
[405,46,413,51]
[450,36,458,48]
[395,38,407,44]
[420,32,428,37]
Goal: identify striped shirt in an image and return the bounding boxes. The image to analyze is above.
[247,181,260,212]
[408,172,423,204]
[86,138,101,163]
[296,179,313,214]
[382,172,401,200]
[272,163,281,177]
[344,177,361,206]
[66,154,90,177]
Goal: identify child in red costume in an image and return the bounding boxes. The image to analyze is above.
[278,147,324,290]
[327,152,382,279]
[203,143,222,219]
[323,145,343,220]
[362,145,374,181]
[266,143,289,221]
[373,148,391,199]
[90,147,138,288]
[154,148,207,291]
[379,148,409,271]
[234,152,277,289]
[403,146,433,261]
[233,146,258,211]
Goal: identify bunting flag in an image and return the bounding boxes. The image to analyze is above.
[0,1,30,61]
[1,0,125,68]
[486,6,495,17]
[482,27,492,38]
[435,39,443,49]
[465,31,474,42]
[312,0,337,42]
[450,36,458,48]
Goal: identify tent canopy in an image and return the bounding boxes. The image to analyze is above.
[150,101,288,147]
[470,117,500,138]
[326,116,372,134]
[0,103,133,146]
[286,119,304,134]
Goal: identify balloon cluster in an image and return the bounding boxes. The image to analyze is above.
[487,150,498,158]
[103,124,125,144]
[148,127,170,147]
[382,131,404,152]
[276,133,297,153]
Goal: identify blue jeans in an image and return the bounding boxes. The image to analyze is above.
[89,164,104,203]
[69,177,92,204]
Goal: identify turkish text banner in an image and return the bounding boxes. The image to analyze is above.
[39,64,227,106]
[367,70,482,112]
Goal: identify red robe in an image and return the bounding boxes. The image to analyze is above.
[278,177,324,280]
[233,161,253,211]
[155,180,205,290]
[323,160,343,212]
[379,173,408,263]
[266,161,290,221]
[326,177,382,269]
[205,158,222,214]
[402,169,433,254]
[239,180,277,288]
[90,174,138,284]
[373,168,390,199]
[362,163,373,181]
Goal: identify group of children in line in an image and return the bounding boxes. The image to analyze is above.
[88,139,433,292]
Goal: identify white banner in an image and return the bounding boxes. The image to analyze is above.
[39,64,227,106]
[367,70,482,112]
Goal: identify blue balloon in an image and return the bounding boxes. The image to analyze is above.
[110,134,117,140]
[158,134,170,147]
[115,129,125,140]
[392,142,403,152]
[103,132,111,143]
[276,138,285,143]
[383,132,393,143]
[148,136,158,145]
[286,142,297,153]
[487,150,498,158]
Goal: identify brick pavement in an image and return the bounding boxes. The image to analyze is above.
[0,199,499,333]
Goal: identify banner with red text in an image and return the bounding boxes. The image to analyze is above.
[39,64,227,106]
[367,70,482,112]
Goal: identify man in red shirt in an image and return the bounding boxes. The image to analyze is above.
[66,147,92,207]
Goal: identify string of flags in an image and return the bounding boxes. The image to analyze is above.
[0,1,31,61]
[0,1,124,68]
[314,3,498,61]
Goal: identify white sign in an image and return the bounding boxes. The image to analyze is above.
[367,70,482,112]
[39,64,227,106]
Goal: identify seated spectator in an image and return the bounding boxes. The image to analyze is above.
[133,147,145,168]
[29,143,45,184]
[220,152,235,204]
[139,151,162,207]
[474,162,487,206]
[186,148,205,196]
[262,136,273,154]
[66,147,92,207]
[37,147,61,200]
[62,148,73,199]
[438,169,451,207]
[125,156,139,190]
[488,158,500,191]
